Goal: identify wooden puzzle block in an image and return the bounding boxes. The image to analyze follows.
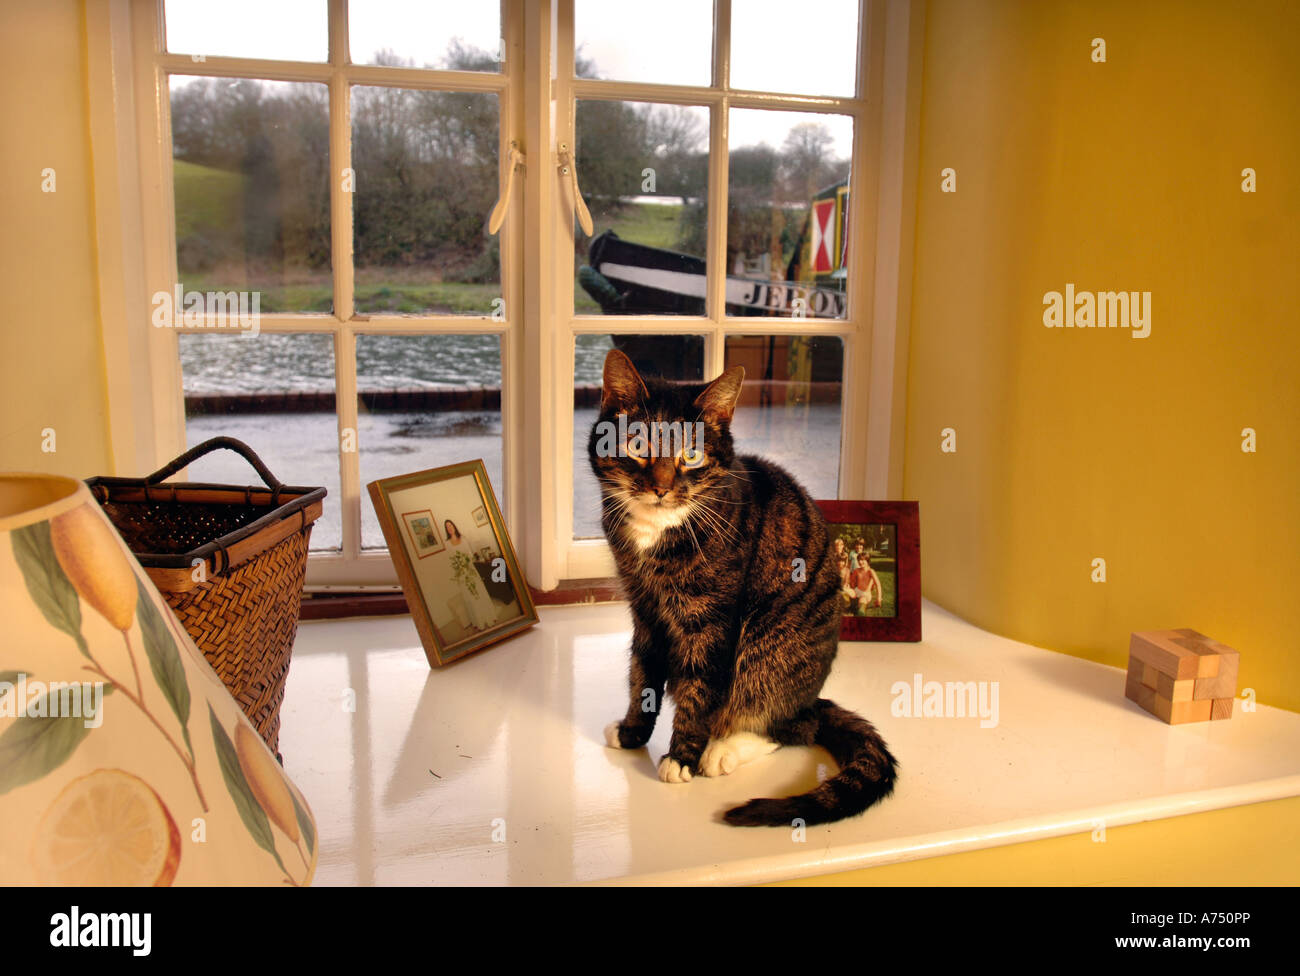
[1169,636,1220,678]
[1129,631,1201,680]
[1152,695,1212,725]
[1195,648,1240,700]
[1152,670,1194,702]
[1125,675,1156,714]
[1210,697,1235,720]
[1176,698,1213,724]
[1125,629,1240,724]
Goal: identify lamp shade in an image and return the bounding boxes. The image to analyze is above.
[0,474,317,885]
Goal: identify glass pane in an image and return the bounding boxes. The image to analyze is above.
[730,0,858,96]
[179,333,341,551]
[358,335,503,550]
[352,87,501,316]
[165,0,327,62]
[350,1,502,70]
[723,335,843,499]
[727,109,852,319]
[574,101,710,315]
[575,0,712,86]
[170,77,331,315]
[572,333,705,539]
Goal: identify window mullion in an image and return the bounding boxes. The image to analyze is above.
[327,0,360,561]
[328,0,353,321]
[704,0,731,376]
[335,325,361,562]
[500,0,526,544]
[524,0,562,590]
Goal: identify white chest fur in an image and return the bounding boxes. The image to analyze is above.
[623,502,690,552]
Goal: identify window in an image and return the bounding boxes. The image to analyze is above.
[122,1,885,590]
[558,0,868,580]
[145,0,516,586]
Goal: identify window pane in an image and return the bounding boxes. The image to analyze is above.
[164,0,327,62]
[574,101,709,316]
[358,335,503,550]
[170,77,331,315]
[572,333,705,539]
[351,87,501,316]
[349,1,502,71]
[730,0,858,96]
[179,333,341,551]
[723,335,843,498]
[727,109,852,319]
[575,0,712,86]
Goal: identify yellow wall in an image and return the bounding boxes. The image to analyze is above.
[0,1,112,477]
[904,0,1300,709]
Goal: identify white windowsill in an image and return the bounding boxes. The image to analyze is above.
[279,600,1300,885]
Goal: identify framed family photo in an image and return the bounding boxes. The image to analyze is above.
[815,500,921,642]
[368,460,538,667]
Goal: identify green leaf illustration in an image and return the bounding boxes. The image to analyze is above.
[208,704,288,875]
[11,522,89,658]
[291,787,316,857]
[0,685,114,796]
[137,577,193,753]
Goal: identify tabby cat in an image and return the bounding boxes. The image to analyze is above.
[591,349,898,826]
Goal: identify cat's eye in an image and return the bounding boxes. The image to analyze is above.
[680,447,707,468]
[625,435,649,461]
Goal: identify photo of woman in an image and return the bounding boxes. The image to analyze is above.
[444,518,500,633]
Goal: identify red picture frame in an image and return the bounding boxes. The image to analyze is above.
[816,500,921,642]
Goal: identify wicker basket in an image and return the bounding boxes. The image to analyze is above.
[87,437,326,757]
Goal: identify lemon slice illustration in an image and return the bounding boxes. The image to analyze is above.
[32,769,181,885]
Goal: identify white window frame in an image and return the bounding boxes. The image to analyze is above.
[87,0,923,593]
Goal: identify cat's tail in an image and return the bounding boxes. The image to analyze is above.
[723,699,898,827]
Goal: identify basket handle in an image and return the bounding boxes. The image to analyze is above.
[144,437,286,499]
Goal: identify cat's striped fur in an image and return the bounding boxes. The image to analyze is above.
[590,349,897,826]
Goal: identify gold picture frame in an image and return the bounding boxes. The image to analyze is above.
[368,460,538,667]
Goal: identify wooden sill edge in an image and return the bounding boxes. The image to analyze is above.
[300,579,624,621]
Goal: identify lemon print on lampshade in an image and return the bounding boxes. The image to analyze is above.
[0,473,317,885]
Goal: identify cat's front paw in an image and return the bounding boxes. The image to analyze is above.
[699,738,741,777]
[604,721,651,749]
[657,755,694,783]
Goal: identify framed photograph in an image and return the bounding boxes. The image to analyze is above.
[368,460,539,666]
[815,500,921,642]
[401,509,443,558]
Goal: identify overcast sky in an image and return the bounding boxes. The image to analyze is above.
[165,0,857,156]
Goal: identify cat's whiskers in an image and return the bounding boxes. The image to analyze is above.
[686,495,741,546]
[681,513,703,559]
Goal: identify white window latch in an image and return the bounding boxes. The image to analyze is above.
[557,142,594,237]
[487,140,525,235]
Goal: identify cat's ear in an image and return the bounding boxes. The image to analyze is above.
[602,349,649,412]
[694,365,745,424]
